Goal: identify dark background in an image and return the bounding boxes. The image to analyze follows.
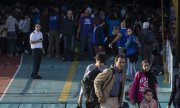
[1,0,170,8]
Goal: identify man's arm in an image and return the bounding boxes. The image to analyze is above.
[30,33,42,44]
[30,39,42,44]
[109,33,122,48]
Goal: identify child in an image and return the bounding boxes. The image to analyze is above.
[140,88,157,108]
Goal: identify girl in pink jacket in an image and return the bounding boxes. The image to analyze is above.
[140,88,157,108]
[129,59,158,107]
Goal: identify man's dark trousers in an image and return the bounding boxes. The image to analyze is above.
[32,48,43,77]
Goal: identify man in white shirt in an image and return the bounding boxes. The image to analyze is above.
[30,24,44,79]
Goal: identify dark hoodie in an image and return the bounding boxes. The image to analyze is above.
[168,73,180,105]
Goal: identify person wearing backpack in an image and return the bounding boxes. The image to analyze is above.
[78,53,107,108]
[126,27,140,81]
[94,54,126,108]
[129,59,158,107]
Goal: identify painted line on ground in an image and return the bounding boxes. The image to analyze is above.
[58,61,79,102]
[0,54,24,101]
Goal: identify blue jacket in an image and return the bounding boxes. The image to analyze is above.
[117,28,128,47]
[92,25,105,45]
[126,35,138,56]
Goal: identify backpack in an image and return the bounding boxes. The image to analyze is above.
[125,71,142,102]
[126,36,139,62]
[126,36,139,55]
[81,68,101,103]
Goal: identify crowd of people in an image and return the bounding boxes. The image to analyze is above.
[78,53,180,108]
[0,2,175,61]
[0,1,178,108]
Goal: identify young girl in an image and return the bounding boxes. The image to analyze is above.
[140,88,157,108]
[129,59,158,107]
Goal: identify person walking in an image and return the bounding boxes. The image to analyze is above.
[30,24,44,79]
[129,59,158,107]
[94,54,126,108]
[105,11,120,59]
[126,27,140,81]
[108,21,128,56]
[167,63,180,108]
[78,53,107,108]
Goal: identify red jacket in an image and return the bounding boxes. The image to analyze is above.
[129,71,157,103]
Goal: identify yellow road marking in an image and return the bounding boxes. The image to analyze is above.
[58,61,79,101]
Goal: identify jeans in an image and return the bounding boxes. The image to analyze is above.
[79,34,93,60]
[47,30,60,56]
[126,58,136,80]
[63,36,75,60]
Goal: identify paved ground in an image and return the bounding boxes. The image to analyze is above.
[0,55,21,97]
[0,54,178,108]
